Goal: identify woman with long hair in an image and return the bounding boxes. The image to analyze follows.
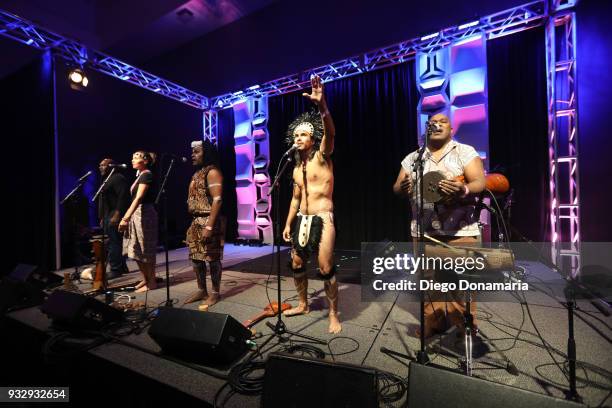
[118,150,158,292]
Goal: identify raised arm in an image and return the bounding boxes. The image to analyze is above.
[303,75,335,156]
[283,181,302,242]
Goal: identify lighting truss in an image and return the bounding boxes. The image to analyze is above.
[545,4,581,276]
[0,9,209,109]
[203,109,218,144]
[210,0,546,107]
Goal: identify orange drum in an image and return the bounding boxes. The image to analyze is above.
[485,173,510,194]
[455,173,510,194]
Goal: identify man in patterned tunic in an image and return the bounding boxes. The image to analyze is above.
[184,140,226,307]
[393,112,486,337]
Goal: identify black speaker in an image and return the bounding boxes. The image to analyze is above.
[148,307,251,364]
[263,352,379,408]
[0,278,45,314]
[0,264,54,314]
[408,362,585,408]
[40,290,123,330]
[9,263,62,289]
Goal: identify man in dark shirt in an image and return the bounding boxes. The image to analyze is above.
[98,158,130,278]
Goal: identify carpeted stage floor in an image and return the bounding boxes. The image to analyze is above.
[5,244,612,407]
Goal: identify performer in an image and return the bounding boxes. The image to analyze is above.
[97,158,130,279]
[393,112,486,337]
[282,75,341,334]
[184,140,226,307]
[118,151,159,293]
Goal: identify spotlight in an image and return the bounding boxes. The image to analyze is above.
[68,68,88,90]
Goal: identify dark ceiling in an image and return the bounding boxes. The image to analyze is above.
[0,0,279,78]
[1,0,532,97]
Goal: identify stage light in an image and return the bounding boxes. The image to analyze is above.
[420,32,439,41]
[217,100,224,108]
[69,70,83,83]
[248,84,260,90]
[68,68,88,90]
[458,20,479,30]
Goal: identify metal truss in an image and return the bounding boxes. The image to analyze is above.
[211,0,546,108]
[545,1,580,276]
[203,109,218,144]
[0,9,209,109]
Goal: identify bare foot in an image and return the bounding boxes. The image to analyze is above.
[135,281,146,289]
[283,303,309,317]
[202,293,219,307]
[184,290,208,304]
[328,312,342,334]
[135,280,158,293]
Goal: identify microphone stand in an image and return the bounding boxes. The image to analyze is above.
[155,157,176,307]
[266,151,325,344]
[89,168,116,295]
[61,177,89,282]
[412,124,431,364]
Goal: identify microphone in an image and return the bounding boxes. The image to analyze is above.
[163,153,188,163]
[108,163,128,169]
[283,145,298,157]
[425,120,439,136]
[78,170,92,183]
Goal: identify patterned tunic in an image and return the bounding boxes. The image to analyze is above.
[123,170,158,263]
[186,166,225,261]
[401,140,481,237]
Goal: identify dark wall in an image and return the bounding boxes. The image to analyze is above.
[0,52,55,273]
[145,0,529,97]
[576,1,612,242]
[55,62,203,268]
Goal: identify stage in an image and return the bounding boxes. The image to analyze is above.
[4,244,610,407]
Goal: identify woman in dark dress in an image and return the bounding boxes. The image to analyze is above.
[118,151,158,292]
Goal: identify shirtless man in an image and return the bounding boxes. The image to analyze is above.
[282,75,341,334]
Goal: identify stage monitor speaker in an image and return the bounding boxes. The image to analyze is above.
[262,352,379,408]
[408,362,585,408]
[148,307,251,365]
[40,290,123,330]
[0,264,53,314]
[9,263,62,289]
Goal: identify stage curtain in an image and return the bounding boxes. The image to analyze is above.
[487,26,550,242]
[0,54,56,273]
[217,108,239,243]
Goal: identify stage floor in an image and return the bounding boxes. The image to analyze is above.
[8,244,612,407]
